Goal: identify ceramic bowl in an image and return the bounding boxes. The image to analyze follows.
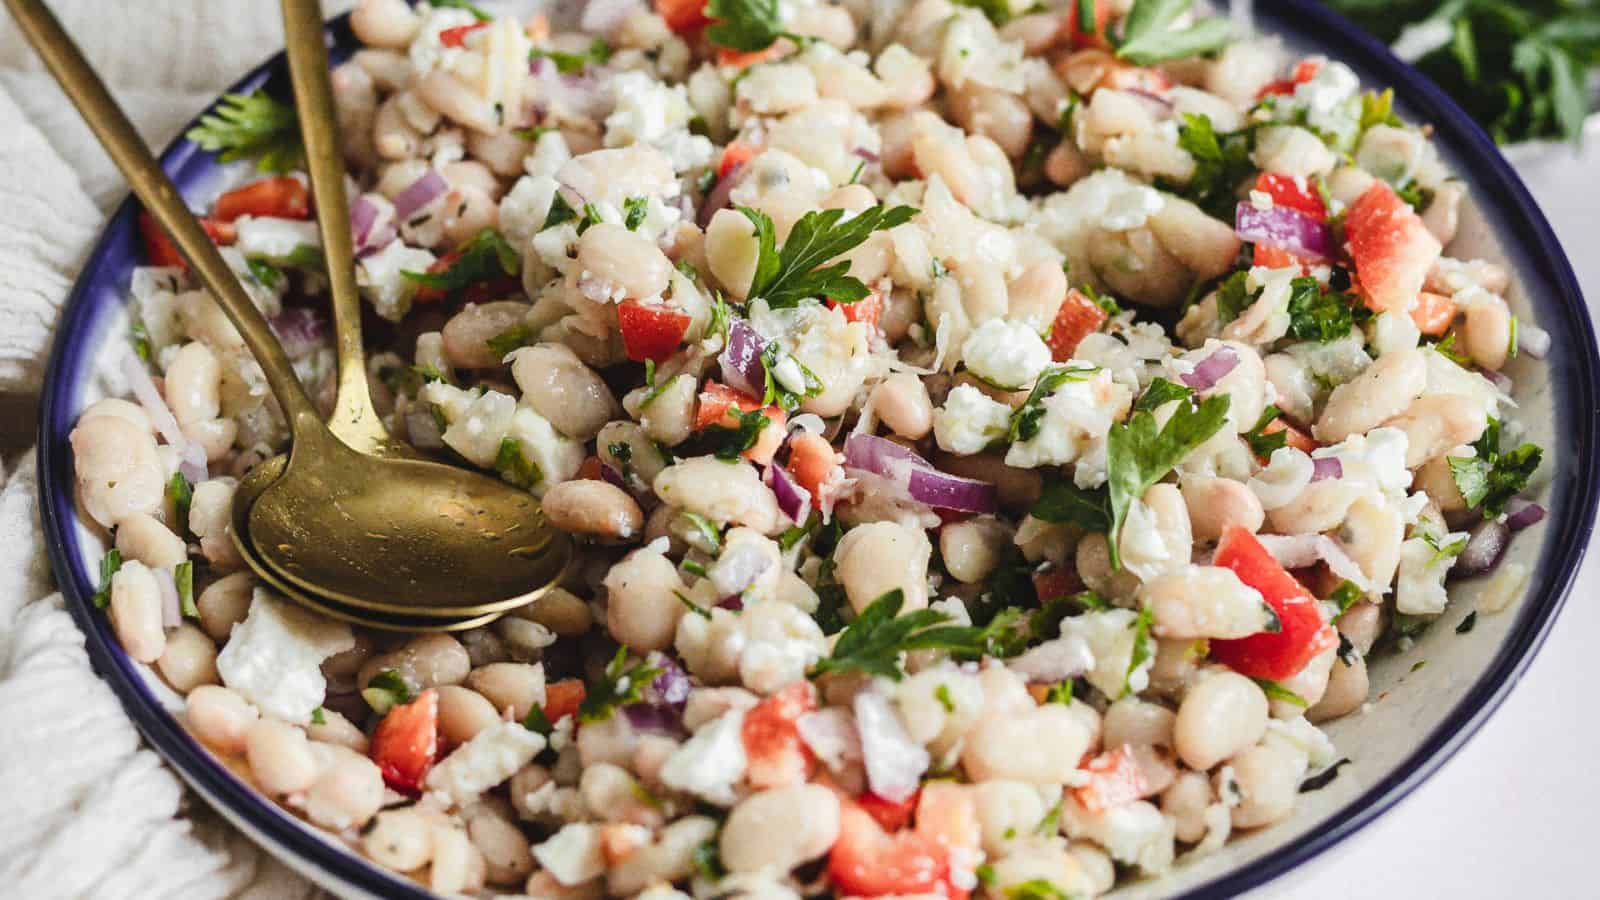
[35,2,1600,897]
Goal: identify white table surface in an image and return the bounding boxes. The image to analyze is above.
[1258,144,1600,899]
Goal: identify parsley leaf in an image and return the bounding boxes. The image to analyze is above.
[1254,678,1309,707]
[311,707,327,726]
[810,590,1019,681]
[739,204,917,309]
[542,192,580,230]
[1243,405,1290,458]
[1105,394,1232,568]
[166,471,193,538]
[1456,610,1478,634]
[1030,481,1112,532]
[1213,269,1256,326]
[402,228,520,298]
[578,648,662,723]
[1134,377,1194,413]
[679,511,723,554]
[952,0,1013,27]
[494,438,543,489]
[1172,114,1255,220]
[1328,579,1364,621]
[1116,0,1235,67]
[247,258,283,291]
[1124,604,1154,697]
[1008,364,1100,443]
[175,560,198,619]
[363,670,413,715]
[1045,681,1075,704]
[1005,878,1073,900]
[700,407,773,461]
[1447,417,1542,516]
[185,90,302,173]
[529,39,612,75]
[706,0,797,52]
[92,549,123,610]
[623,195,650,231]
[129,319,154,364]
[486,324,535,359]
[1286,279,1356,342]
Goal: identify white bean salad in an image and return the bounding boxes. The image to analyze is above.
[71,0,1552,895]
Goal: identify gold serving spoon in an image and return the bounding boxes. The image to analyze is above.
[9,0,571,618]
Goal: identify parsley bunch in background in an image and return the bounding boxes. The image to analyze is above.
[1327,0,1600,143]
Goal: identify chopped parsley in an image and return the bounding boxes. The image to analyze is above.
[185,90,302,173]
[1133,377,1195,413]
[1004,878,1074,900]
[1286,279,1356,342]
[1423,531,1469,567]
[1045,680,1075,705]
[529,38,612,74]
[523,703,555,737]
[935,683,956,713]
[494,438,543,490]
[401,228,520,298]
[1327,579,1364,621]
[623,195,650,231]
[1299,757,1351,793]
[680,511,723,554]
[578,647,663,724]
[1447,417,1542,516]
[738,203,917,309]
[951,0,1013,27]
[363,670,413,715]
[1171,114,1255,220]
[1030,480,1112,532]
[1124,605,1155,697]
[705,0,800,52]
[91,549,123,610]
[676,589,713,619]
[1243,405,1290,458]
[129,319,154,364]
[1456,610,1478,634]
[247,258,284,291]
[175,560,197,619]
[542,191,580,230]
[1007,364,1099,443]
[310,707,327,726]
[486,324,536,359]
[1113,0,1234,65]
[809,590,1022,681]
[1104,393,1232,568]
[692,838,728,881]
[704,407,773,461]
[166,471,193,538]
[1214,269,1256,326]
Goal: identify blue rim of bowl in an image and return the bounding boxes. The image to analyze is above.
[33,3,1599,899]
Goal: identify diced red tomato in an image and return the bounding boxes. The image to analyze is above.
[213,176,310,223]
[1410,291,1457,336]
[370,689,439,794]
[543,679,586,722]
[618,300,692,363]
[741,681,816,789]
[138,212,187,268]
[1251,243,1315,274]
[717,140,761,180]
[201,217,237,245]
[858,789,920,833]
[438,21,489,48]
[1256,58,1323,99]
[1345,181,1442,314]
[1060,0,1111,49]
[655,0,710,33]
[915,783,979,899]
[1032,565,1086,604]
[1254,173,1326,221]
[1045,289,1108,361]
[717,44,785,69]
[1098,63,1172,95]
[1073,745,1148,814]
[786,431,839,499]
[1208,526,1339,681]
[830,289,883,331]
[829,804,953,899]
[1261,417,1317,455]
[694,383,787,463]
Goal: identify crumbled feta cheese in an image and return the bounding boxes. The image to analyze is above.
[1265,717,1339,772]
[933,384,1011,456]
[1292,59,1361,139]
[736,62,819,114]
[1005,368,1130,472]
[734,600,827,694]
[1061,797,1176,876]
[524,130,573,178]
[215,591,354,724]
[407,7,478,74]
[532,823,605,886]
[961,319,1051,390]
[233,216,321,261]
[1394,528,1467,615]
[434,387,517,467]
[606,71,695,147]
[498,174,559,250]
[425,721,544,807]
[1058,608,1151,699]
[506,405,586,493]
[1314,426,1411,498]
[659,709,748,805]
[357,239,436,322]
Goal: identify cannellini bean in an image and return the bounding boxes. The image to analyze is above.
[332,62,378,169]
[834,521,932,613]
[705,208,759,299]
[114,512,187,569]
[165,342,222,425]
[1414,454,1470,517]
[109,560,165,663]
[603,548,688,652]
[197,572,254,641]
[1161,771,1214,843]
[939,516,1011,584]
[720,784,841,873]
[962,704,1092,783]
[442,186,501,248]
[575,224,672,302]
[305,744,385,831]
[1045,140,1090,187]
[1182,476,1265,541]
[597,421,671,489]
[158,623,220,693]
[1337,497,1405,589]
[430,829,488,896]
[468,806,535,886]
[512,587,593,637]
[364,807,435,872]
[1229,741,1304,829]
[359,633,471,694]
[1313,348,1427,442]
[371,95,422,160]
[183,417,237,462]
[542,480,643,540]
[973,780,1049,855]
[443,301,532,369]
[511,343,621,441]
[416,69,500,134]
[466,662,546,721]
[72,414,164,528]
[630,374,698,447]
[1148,195,1242,284]
[1075,532,1141,602]
[186,685,258,754]
[607,816,717,896]
[1423,181,1465,246]
[245,718,318,796]
[653,458,782,534]
[1103,698,1176,749]
[1147,637,1203,698]
[1270,647,1335,719]
[1005,259,1067,333]
[1174,670,1269,771]
[308,707,369,752]
[1309,653,1368,722]
[1383,394,1488,468]
[873,373,934,439]
[80,397,152,432]
[1338,600,1384,656]
[1119,482,1193,581]
[1265,478,1363,535]
[189,478,244,571]
[350,0,420,49]
[437,685,503,745]
[948,82,1034,159]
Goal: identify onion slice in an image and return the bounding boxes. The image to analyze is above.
[121,353,207,483]
[765,463,812,524]
[1235,202,1334,261]
[1310,456,1343,482]
[1455,519,1509,576]
[153,568,181,629]
[1180,346,1239,391]
[718,319,767,397]
[1505,500,1546,531]
[270,308,326,360]
[698,162,744,228]
[393,169,448,220]
[842,433,998,514]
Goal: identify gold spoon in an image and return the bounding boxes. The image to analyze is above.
[9,0,571,618]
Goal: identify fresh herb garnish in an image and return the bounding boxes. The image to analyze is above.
[1328,580,1364,621]
[175,560,197,619]
[623,195,649,231]
[1045,681,1075,705]
[529,38,611,75]
[1213,269,1256,326]
[1030,481,1112,533]
[92,549,123,610]
[578,647,663,723]
[1008,364,1099,443]
[363,670,413,715]
[494,438,543,490]
[486,324,535,359]
[951,0,1013,27]
[402,228,520,298]
[810,590,1021,681]
[935,683,956,713]
[692,837,728,881]
[166,471,193,537]
[129,320,154,363]
[1104,394,1232,567]
[1114,0,1234,65]
[676,589,713,618]
[247,258,284,291]
[1299,757,1351,793]
[1124,605,1155,697]
[1004,878,1073,900]
[1456,610,1479,634]
[311,707,327,726]
[1243,405,1290,458]
[1286,278,1356,342]
[738,204,917,309]
[1447,417,1542,516]
[680,511,723,554]
[705,0,800,52]
[1134,377,1195,413]
[1172,114,1256,221]
[542,191,580,230]
[704,407,773,461]
[185,90,302,173]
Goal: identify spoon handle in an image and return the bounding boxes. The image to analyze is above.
[2,0,323,436]
[280,0,399,457]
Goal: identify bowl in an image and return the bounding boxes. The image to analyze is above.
[35,2,1600,897]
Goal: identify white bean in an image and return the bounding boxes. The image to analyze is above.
[109,560,165,663]
[1337,497,1405,589]
[189,478,244,571]
[603,548,687,652]
[1383,394,1488,468]
[114,512,187,569]
[197,572,254,641]
[305,744,385,831]
[158,623,220,693]
[1229,741,1303,829]
[165,341,221,425]
[416,69,500,134]
[245,718,318,796]
[1309,653,1368,723]
[359,633,471,694]
[308,707,370,752]
[512,587,593,637]
[442,301,531,369]
[364,807,435,872]
[720,784,841,873]
[1181,476,1265,542]
[575,224,672,302]
[350,0,420,49]
[80,397,152,432]
[468,806,535,886]
[1161,771,1214,843]
[510,343,621,441]
[186,685,259,754]
[437,684,503,745]
[1313,348,1427,442]
[872,373,933,439]
[653,458,782,534]
[939,516,1011,584]
[1174,670,1269,771]
[72,414,164,528]
[1102,697,1176,749]
[466,662,547,721]
[834,520,932,613]
[962,704,1092,783]
[542,480,643,540]
[1144,565,1272,640]
[1338,600,1385,656]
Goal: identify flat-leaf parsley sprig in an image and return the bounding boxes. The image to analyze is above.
[737,204,917,309]
[186,90,303,173]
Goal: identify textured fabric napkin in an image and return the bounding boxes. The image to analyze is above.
[0,3,351,897]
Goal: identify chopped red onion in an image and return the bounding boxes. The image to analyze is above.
[1505,500,1546,531]
[1008,635,1094,682]
[854,691,928,803]
[153,568,181,629]
[1455,519,1509,576]
[1518,323,1551,360]
[1235,202,1334,261]
[643,652,691,706]
[698,162,743,228]
[1310,456,1343,482]
[718,318,767,397]
[1126,88,1175,113]
[796,708,862,773]
[716,595,744,611]
[269,308,326,360]
[765,463,812,524]
[121,353,207,483]
[393,169,449,220]
[622,703,684,735]
[1180,345,1239,391]
[852,147,881,163]
[843,433,997,514]
[350,195,379,246]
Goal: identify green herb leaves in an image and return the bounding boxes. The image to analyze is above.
[738,204,917,309]
[1008,365,1099,443]
[810,590,1020,681]
[1447,417,1542,516]
[1243,406,1289,458]
[529,38,612,75]
[1285,278,1356,342]
[1030,481,1112,532]
[92,549,123,610]
[403,228,520,300]
[1254,678,1309,708]
[1104,393,1232,567]
[578,648,662,723]
[1172,114,1255,220]
[363,670,413,716]
[706,0,796,52]
[1114,0,1234,65]
[494,438,543,490]
[186,91,303,173]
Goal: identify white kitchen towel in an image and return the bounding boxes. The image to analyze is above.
[0,2,351,897]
